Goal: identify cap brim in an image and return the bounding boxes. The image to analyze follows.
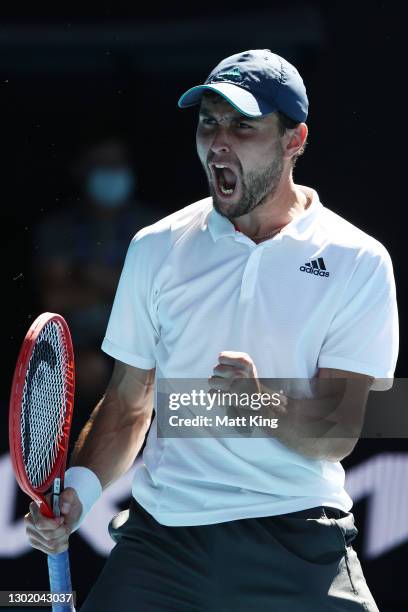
[177,83,277,117]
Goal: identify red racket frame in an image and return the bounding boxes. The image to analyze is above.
[9,312,75,518]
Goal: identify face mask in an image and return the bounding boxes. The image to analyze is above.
[86,168,135,208]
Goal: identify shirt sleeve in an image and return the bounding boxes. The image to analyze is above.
[101,233,159,369]
[318,245,399,390]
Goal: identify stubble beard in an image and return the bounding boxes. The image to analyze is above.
[209,143,284,220]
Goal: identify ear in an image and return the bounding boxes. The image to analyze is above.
[283,123,308,160]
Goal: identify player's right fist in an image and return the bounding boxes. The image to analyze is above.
[24,488,83,555]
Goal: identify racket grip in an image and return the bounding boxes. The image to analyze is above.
[47,551,75,611]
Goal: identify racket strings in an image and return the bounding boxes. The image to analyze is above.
[20,321,69,488]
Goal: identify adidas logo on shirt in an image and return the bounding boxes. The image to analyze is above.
[299,258,330,277]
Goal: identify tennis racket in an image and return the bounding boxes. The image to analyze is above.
[9,312,76,612]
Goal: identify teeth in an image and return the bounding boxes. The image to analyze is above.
[220,185,234,195]
[213,163,234,195]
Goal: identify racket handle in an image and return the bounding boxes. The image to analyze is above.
[47,551,75,611]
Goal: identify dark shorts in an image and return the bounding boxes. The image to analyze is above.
[80,499,379,611]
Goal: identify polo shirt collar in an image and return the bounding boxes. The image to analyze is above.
[206,187,323,243]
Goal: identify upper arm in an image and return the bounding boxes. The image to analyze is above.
[318,367,373,434]
[318,367,374,386]
[101,236,159,371]
[317,247,398,390]
[105,359,156,419]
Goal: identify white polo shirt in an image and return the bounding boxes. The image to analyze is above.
[101,186,399,526]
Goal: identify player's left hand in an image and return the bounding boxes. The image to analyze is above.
[208,351,261,397]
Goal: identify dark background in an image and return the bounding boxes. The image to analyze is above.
[0,2,406,611]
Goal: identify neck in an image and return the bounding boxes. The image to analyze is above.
[233,179,311,239]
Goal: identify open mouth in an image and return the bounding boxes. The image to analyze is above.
[211,164,238,197]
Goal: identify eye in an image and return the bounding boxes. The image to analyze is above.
[200,117,217,126]
[237,122,253,129]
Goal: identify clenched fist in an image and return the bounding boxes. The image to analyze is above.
[24,488,82,555]
[208,351,261,397]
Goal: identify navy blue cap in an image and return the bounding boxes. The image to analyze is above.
[178,49,308,123]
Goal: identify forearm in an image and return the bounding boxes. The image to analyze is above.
[70,394,152,488]
[257,382,358,461]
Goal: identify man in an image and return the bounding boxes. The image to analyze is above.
[25,50,398,611]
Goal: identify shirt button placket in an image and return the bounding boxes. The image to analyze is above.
[239,246,264,302]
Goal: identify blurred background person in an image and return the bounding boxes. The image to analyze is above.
[33,133,164,403]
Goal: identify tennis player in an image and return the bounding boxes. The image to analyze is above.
[25,50,398,611]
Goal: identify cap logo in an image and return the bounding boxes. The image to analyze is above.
[212,67,242,82]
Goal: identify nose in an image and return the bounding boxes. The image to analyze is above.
[210,126,231,155]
